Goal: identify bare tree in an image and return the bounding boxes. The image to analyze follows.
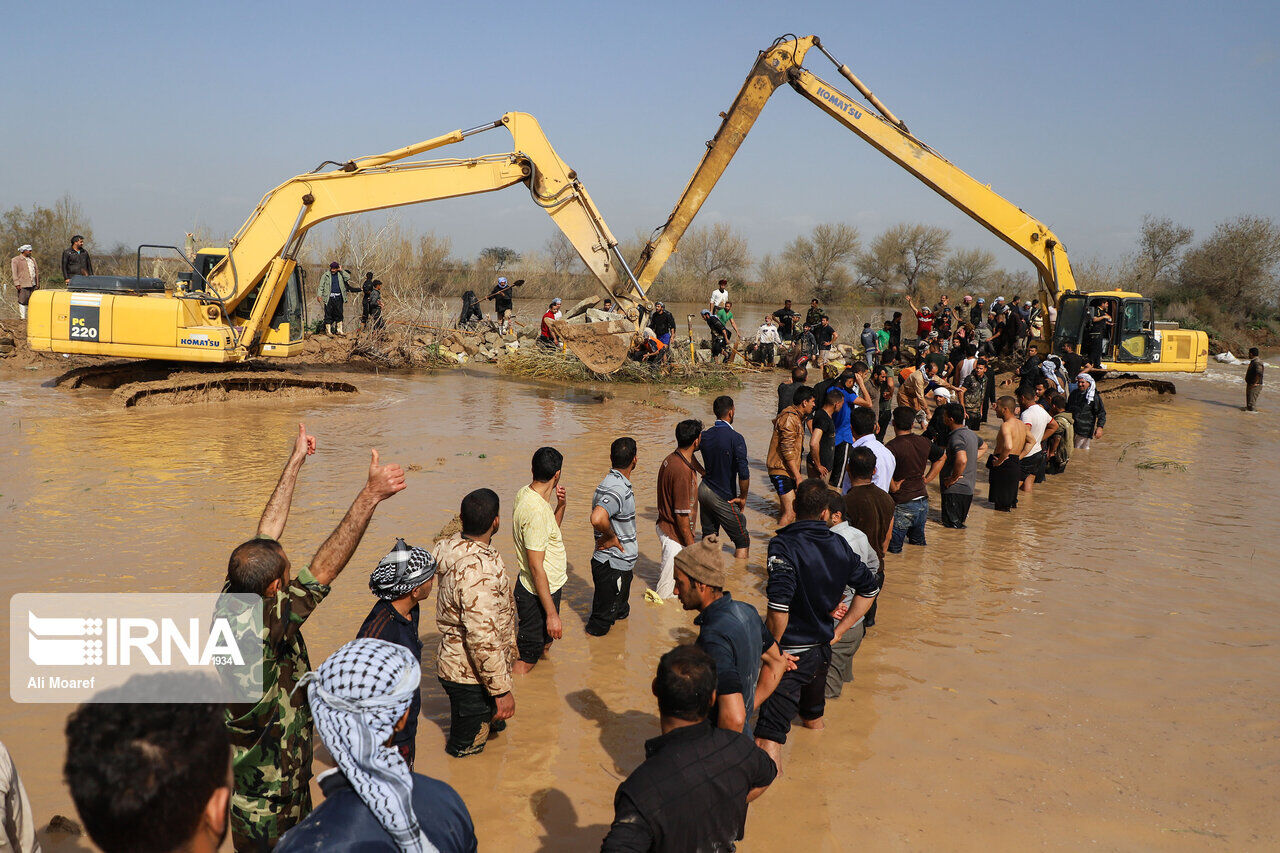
[782,223,859,293]
[669,222,751,285]
[545,232,584,277]
[855,229,905,303]
[1135,214,1193,292]
[1178,215,1280,314]
[943,248,997,292]
[757,252,804,293]
[889,223,950,296]
[415,232,452,294]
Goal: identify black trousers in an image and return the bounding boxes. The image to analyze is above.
[439,679,497,758]
[988,456,1020,511]
[585,558,632,636]
[941,492,973,527]
[515,582,562,664]
[711,335,727,359]
[755,645,833,744]
[965,413,982,431]
[324,296,344,325]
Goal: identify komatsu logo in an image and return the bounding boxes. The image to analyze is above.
[180,335,221,347]
[816,86,863,120]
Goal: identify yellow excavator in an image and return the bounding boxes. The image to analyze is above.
[27,112,646,366]
[626,35,1208,373]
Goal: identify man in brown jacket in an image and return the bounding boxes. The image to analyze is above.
[434,487,518,758]
[767,386,815,527]
[10,245,37,320]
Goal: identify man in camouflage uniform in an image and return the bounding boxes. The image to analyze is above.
[223,424,406,850]
[433,488,518,758]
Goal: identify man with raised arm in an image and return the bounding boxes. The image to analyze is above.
[223,424,406,850]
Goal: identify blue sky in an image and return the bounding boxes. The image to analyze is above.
[2,0,1277,277]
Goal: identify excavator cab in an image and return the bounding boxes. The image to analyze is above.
[1054,292,1156,366]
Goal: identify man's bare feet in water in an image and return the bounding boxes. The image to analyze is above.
[799,717,825,730]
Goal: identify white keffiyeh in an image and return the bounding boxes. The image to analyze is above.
[1077,372,1097,404]
[301,639,436,852]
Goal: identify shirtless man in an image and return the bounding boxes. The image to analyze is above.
[988,396,1024,511]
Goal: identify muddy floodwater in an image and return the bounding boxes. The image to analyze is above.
[1,358,1277,851]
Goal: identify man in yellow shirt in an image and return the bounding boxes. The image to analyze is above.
[512,446,568,674]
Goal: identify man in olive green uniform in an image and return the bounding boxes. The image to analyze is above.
[223,424,406,850]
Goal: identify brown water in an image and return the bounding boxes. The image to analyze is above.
[1,358,1277,851]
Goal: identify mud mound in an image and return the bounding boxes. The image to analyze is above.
[110,371,357,408]
[1097,373,1177,398]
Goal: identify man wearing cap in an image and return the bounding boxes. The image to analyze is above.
[486,276,517,335]
[357,539,437,770]
[61,235,92,284]
[539,298,562,348]
[709,279,729,313]
[674,536,789,734]
[648,301,676,347]
[10,245,38,320]
[317,262,358,335]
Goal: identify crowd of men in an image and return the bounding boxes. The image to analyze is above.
[33,404,885,852]
[38,337,1105,850]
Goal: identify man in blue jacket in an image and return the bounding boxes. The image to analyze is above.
[697,396,751,560]
[754,479,881,770]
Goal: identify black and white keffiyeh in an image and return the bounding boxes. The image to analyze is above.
[301,639,436,853]
[370,539,436,600]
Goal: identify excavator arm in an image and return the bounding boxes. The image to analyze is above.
[631,36,1076,314]
[207,111,640,358]
[29,112,643,362]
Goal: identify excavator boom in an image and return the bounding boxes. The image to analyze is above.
[632,35,1205,373]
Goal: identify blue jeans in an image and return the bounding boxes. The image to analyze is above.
[889,497,928,553]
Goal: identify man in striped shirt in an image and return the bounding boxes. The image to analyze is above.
[586,437,638,637]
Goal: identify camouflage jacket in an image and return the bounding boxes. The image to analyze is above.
[224,564,330,843]
[433,533,517,695]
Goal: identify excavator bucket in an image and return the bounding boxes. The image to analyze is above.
[550,318,639,374]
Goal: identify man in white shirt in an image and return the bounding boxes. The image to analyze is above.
[849,407,895,493]
[709,279,729,313]
[823,492,881,699]
[1017,388,1057,494]
[755,317,782,365]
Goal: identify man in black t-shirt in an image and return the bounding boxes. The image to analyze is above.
[648,302,677,347]
[1060,341,1087,379]
[777,366,808,414]
[772,300,799,341]
[813,315,837,365]
[807,388,842,481]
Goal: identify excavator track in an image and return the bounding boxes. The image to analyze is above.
[53,361,357,408]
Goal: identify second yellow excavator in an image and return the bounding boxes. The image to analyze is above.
[623,35,1207,373]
